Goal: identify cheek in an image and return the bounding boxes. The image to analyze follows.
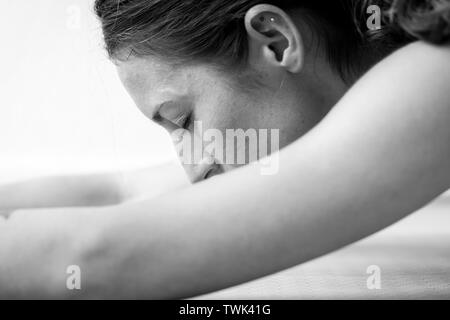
[196,86,249,130]
[192,81,313,167]
[190,92,258,166]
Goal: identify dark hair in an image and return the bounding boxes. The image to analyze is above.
[94,0,450,81]
[355,0,450,56]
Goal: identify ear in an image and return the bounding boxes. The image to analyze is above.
[244,4,304,73]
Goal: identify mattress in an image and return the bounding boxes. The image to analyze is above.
[197,195,450,299]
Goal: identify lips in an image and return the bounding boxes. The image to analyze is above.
[202,164,223,181]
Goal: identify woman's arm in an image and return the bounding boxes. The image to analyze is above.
[0,162,188,215]
[1,42,449,299]
[0,174,123,212]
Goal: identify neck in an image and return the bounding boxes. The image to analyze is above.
[297,56,349,119]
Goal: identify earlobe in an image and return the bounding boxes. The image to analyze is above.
[244,4,304,73]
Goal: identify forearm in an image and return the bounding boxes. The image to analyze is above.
[0,175,123,211]
[0,207,97,299]
[0,163,188,211]
[3,115,448,300]
[82,144,449,299]
[2,139,446,300]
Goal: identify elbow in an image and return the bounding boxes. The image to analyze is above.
[61,209,131,299]
[1,209,113,299]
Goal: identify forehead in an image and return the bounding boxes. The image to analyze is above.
[117,56,185,93]
[115,56,206,116]
[115,56,232,105]
[116,56,243,118]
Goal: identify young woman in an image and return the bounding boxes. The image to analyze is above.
[0,0,449,298]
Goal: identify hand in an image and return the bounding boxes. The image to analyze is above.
[0,213,6,229]
[0,209,12,219]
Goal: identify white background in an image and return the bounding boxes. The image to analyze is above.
[0,0,176,182]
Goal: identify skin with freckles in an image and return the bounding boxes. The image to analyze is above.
[116,54,345,182]
[115,6,349,183]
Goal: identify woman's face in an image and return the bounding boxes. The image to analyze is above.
[117,56,324,182]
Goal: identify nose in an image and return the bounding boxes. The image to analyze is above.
[182,161,224,183]
[169,128,219,183]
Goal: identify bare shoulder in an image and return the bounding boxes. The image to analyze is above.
[370,41,450,89]
[336,41,450,121]
[386,41,450,114]
[385,41,450,66]
[406,41,450,58]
